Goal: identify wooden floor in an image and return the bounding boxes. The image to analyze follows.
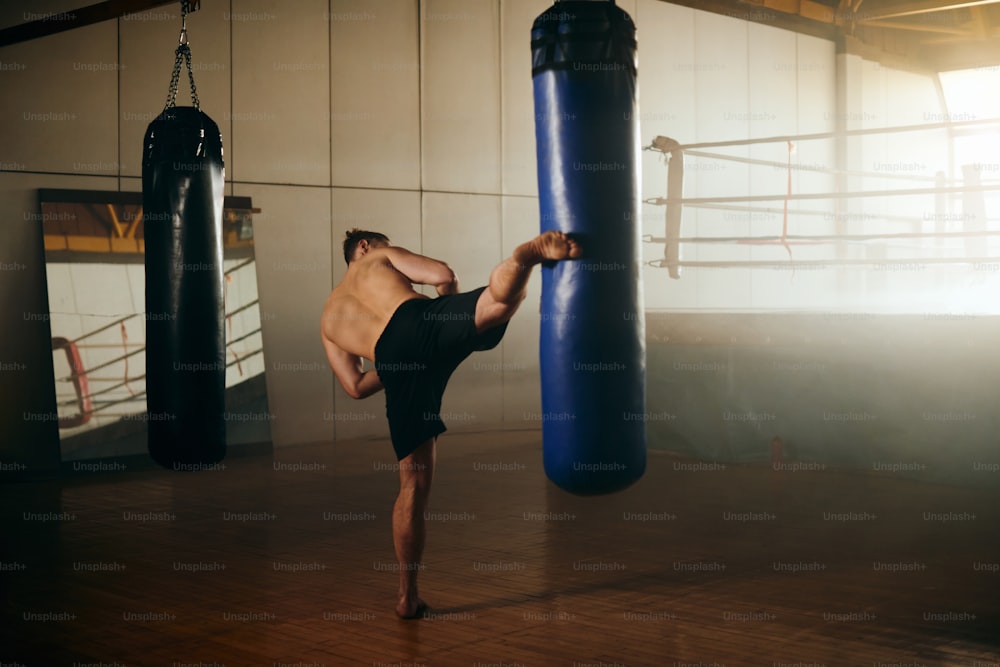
[3,429,999,666]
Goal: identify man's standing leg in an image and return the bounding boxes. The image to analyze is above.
[393,437,436,618]
[389,230,579,619]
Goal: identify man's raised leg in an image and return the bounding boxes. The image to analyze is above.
[393,437,436,618]
[475,230,582,333]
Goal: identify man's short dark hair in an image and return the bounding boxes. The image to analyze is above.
[343,229,390,265]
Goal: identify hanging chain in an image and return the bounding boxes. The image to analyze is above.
[164,0,200,111]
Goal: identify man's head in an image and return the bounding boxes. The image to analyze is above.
[343,229,390,265]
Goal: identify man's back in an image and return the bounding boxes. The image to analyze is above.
[321,248,426,361]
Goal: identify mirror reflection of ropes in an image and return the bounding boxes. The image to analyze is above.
[225,273,244,377]
[49,260,262,428]
[121,321,136,397]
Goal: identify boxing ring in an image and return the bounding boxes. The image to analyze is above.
[643,117,1000,281]
[633,115,1000,485]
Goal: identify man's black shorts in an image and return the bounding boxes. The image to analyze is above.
[374,286,508,460]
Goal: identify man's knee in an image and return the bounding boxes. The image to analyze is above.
[476,294,523,333]
[399,464,431,492]
[398,439,435,496]
[488,283,526,307]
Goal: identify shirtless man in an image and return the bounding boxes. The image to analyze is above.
[320,228,581,619]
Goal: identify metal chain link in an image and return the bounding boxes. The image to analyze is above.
[163,1,200,111]
[183,44,200,109]
[164,45,183,109]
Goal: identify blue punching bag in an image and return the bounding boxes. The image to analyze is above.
[143,6,226,469]
[531,0,646,494]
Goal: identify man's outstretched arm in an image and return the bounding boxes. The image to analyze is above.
[322,335,383,399]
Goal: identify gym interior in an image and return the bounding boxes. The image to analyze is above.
[2,0,999,664]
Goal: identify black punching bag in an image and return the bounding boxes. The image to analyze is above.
[143,8,226,469]
[532,0,646,495]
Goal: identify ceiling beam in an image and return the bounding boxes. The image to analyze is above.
[857,18,972,34]
[661,0,838,40]
[650,0,1000,71]
[0,0,195,48]
[860,0,1000,21]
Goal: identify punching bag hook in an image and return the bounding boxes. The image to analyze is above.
[176,0,201,44]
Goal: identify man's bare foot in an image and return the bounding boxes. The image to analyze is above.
[514,231,583,266]
[395,596,428,619]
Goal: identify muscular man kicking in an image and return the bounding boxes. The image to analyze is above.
[320,228,581,618]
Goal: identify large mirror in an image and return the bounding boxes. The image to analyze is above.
[39,188,270,462]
